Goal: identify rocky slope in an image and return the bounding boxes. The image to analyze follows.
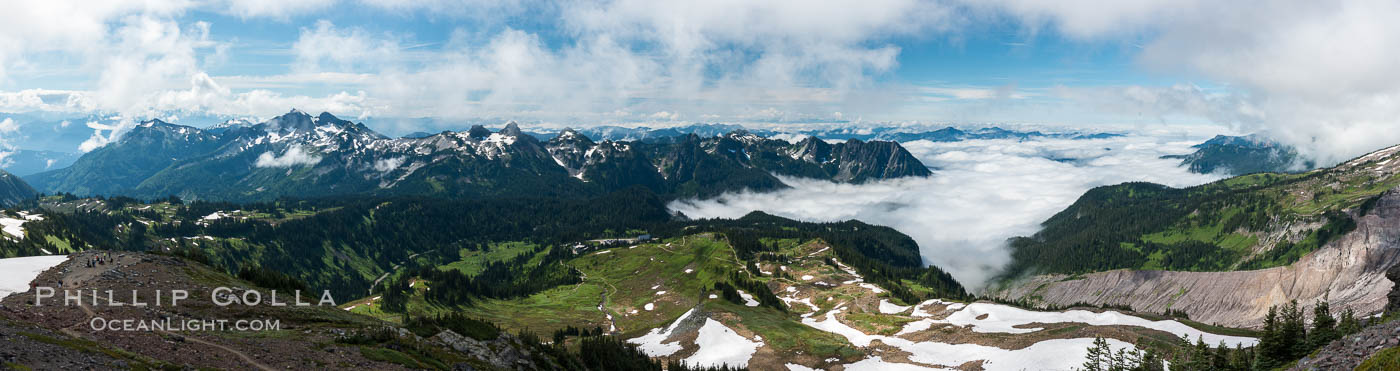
[27,110,930,202]
[995,144,1400,329]
[1290,317,1400,369]
[1290,268,1400,370]
[0,170,35,206]
[788,136,932,183]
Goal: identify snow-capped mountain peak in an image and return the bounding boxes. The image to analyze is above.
[32,109,933,201]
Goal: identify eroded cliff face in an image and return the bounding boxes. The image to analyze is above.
[993,187,1400,329]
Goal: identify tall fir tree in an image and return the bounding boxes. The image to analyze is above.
[1307,301,1338,350]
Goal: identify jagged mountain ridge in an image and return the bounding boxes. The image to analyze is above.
[26,110,930,201]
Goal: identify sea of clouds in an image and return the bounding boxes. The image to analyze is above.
[670,130,1225,291]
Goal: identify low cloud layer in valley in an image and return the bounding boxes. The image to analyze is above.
[670,131,1224,290]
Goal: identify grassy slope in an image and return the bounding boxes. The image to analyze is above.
[350,234,863,361]
[1004,151,1400,279]
[1357,347,1400,371]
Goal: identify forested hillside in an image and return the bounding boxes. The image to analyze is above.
[0,188,964,303]
[0,170,36,206]
[999,143,1400,281]
[1162,134,1312,175]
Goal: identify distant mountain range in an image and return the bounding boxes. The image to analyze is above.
[518,124,1122,144]
[798,125,1122,142]
[0,150,80,176]
[24,110,930,202]
[1163,134,1313,175]
[1,110,1126,178]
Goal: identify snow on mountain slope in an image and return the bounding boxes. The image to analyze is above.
[32,109,934,202]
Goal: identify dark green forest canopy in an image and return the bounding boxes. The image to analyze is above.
[2,187,966,302]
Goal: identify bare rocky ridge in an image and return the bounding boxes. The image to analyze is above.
[994,186,1400,329]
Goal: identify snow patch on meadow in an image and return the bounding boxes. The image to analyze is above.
[878,299,911,314]
[736,290,760,307]
[781,296,820,312]
[628,308,696,356]
[684,319,763,368]
[857,283,884,294]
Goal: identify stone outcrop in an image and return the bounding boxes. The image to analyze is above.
[1387,263,1400,314]
[827,139,932,183]
[994,187,1400,329]
[430,330,541,370]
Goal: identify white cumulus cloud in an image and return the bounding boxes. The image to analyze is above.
[373,156,404,172]
[971,0,1400,165]
[0,118,17,167]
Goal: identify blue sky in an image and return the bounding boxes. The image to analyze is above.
[0,1,1184,124]
[1,1,1398,163]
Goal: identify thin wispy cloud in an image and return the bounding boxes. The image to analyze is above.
[254,146,322,168]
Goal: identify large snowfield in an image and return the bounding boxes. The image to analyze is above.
[0,255,69,299]
[930,302,1258,347]
[803,307,1140,370]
